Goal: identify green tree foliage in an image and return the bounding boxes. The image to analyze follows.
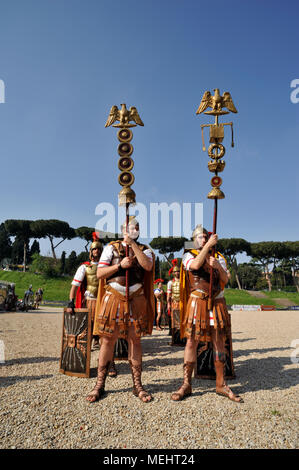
[76,227,117,252]
[4,219,34,271]
[216,238,251,290]
[10,235,29,265]
[155,256,160,279]
[30,253,61,278]
[65,250,78,275]
[237,263,263,290]
[154,256,173,282]
[30,219,76,259]
[75,227,96,252]
[284,241,299,292]
[29,240,40,261]
[76,251,89,264]
[0,223,12,263]
[250,241,286,292]
[150,236,187,265]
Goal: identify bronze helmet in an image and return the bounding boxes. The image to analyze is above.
[192,224,209,241]
[89,232,103,260]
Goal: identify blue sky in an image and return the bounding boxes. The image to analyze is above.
[0,0,298,258]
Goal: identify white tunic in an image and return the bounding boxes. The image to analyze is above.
[71,261,98,299]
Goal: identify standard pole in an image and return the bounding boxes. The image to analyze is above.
[125,202,129,313]
[208,198,218,310]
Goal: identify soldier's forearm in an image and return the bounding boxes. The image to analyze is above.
[189,244,211,270]
[189,253,206,270]
[97,263,121,280]
[69,285,78,301]
[130,241,152,271]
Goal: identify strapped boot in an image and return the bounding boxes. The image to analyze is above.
[215,360,243,403]
[128,360,152,403]
[86,360,110,403]
[171,361,195,401]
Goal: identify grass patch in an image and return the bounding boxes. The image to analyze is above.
[1,271,298,306]
[224,289,299,308]
[262,290,299,304]
[0,271,72,301]
[224,289,262,305]
[270,410,282,417]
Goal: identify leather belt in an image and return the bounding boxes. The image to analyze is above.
[104,284,144,301]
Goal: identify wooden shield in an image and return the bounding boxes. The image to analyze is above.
[59,308,92,378]
[194,324,236,380]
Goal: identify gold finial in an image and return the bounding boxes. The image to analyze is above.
[196,88,237,199]
[196,89,238,116]
[118,186,136,206]
[105,103,144,128]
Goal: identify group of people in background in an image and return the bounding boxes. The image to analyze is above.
[21,285,44,310]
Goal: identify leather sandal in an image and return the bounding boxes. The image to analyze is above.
[171,383,192,401]
[214,360,243,403]
[216,385,244,403]
[129,360,152,403]
[86,361,110,403]
[171,361,195,401]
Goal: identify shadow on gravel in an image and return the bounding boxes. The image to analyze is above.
[0,374,53,388]
[142,333,184,355]
[3,357,60,366]
[233,346,291,358]
[232,338,256,343]
[234,356,299,392]
[91,333,298,396]
[98,378,223,399]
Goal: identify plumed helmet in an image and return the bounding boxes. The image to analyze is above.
[89,232,103,259]
[168,258,180,277]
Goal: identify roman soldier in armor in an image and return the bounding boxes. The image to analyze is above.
[86,217,155,403]
[67,233,103,350]
[171,225,243,403]
[167,260,186,346]
[154,279,165,331]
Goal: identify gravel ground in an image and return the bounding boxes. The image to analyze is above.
[0,307,298,449]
